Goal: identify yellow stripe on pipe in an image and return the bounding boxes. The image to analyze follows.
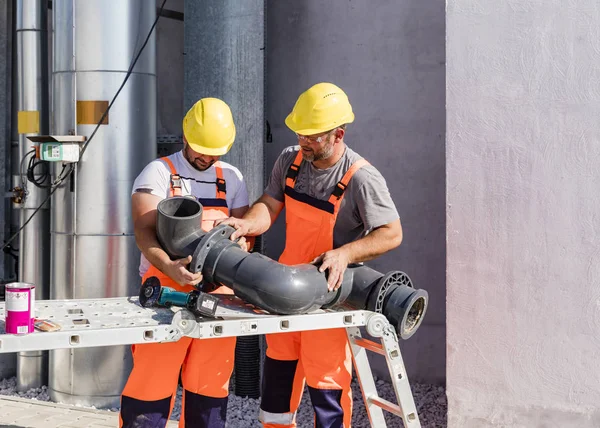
[17,111,40,134]
[77,100,109,125]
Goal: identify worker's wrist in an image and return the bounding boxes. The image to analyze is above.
[145,248,173,271]
[333,246,352,264]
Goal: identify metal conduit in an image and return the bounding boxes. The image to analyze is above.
[14,0,50,392]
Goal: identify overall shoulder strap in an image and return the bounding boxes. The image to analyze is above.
[214,162,227,199]
[328,158,370,205]
[160,156,181,197]
[285,151,304,188]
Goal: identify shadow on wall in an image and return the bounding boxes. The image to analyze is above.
[264,0,446,384]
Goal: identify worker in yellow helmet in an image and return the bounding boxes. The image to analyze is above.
[218,82,403,427]
[119,98,252,428]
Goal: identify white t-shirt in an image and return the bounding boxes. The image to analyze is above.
[132,150,249,276]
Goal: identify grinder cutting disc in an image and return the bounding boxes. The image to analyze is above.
[139,276,162,307]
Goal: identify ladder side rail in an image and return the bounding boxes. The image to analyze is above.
[375,316,422,427]
[347,326,388,428]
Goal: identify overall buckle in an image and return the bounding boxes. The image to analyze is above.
[216,178,227,194]
[331,182,347,199]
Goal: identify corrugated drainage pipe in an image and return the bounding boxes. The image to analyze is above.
[233,336,261,399]
[154,197,428,340]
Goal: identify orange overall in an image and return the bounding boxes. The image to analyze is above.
[259,151,368,428]
[120,157,235,428]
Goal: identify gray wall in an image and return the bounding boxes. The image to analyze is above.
[156,0,184,136]
[447,0,600,426]
[265,0,446,383]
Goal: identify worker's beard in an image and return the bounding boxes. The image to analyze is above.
[301,141,335,162]
[183,147,215,172]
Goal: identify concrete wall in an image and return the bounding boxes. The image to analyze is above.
[266,0,445,383]
[183,0,265,203]
[447,1,600,426]
[156,0,184,136]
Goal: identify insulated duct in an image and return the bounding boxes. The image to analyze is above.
[50,0,156,408]
[152,197,428,340]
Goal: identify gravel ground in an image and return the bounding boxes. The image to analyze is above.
[0,376,446,427]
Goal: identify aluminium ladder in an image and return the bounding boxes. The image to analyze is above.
[0,295,421,427]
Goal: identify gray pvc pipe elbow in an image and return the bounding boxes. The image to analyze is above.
[156,197,206,259]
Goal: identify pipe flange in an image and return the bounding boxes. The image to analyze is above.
[365,313,390,338]
[191,224,236,274]
[367,271,412,313]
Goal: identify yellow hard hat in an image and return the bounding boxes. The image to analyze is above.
[182,98,236,156]
[285,82,355,135]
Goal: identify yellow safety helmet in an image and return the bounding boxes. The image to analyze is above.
[285,82,355,135]
[182,98,236,156]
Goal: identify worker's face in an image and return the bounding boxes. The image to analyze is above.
[297,128,341,162]
[183,141,220,171]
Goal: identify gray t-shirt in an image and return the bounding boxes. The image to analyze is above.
[265,145,400,248]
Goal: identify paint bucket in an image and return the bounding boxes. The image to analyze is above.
[4,282,35,335]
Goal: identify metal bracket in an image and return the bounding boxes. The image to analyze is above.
[7,187,26,204]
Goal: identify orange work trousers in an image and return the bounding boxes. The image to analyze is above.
[119,269,236,428]
[259,328,353,428]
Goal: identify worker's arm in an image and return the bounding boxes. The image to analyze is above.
[313,219,403,291]
[229,205,254,251]
[132,192,202,286]
[230,206,249,218]
[216,193,284,241]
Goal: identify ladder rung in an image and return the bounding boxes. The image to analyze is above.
[352,337,385,355]
[369,396,419,424]
[369,395,402,416]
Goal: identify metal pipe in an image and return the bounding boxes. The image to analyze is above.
[50,0,156,408]
[152,197,429,339]
[14,0,50,392]
[0,0,18,381]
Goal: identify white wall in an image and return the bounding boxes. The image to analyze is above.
[447,0,600,426]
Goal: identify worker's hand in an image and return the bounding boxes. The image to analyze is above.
[163,255,203,286]
[236,236,250,252]
[311,248,350,292]
[215,217,251,241]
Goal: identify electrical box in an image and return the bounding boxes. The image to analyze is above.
[39,142,80,162]
[26,135,87,163]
